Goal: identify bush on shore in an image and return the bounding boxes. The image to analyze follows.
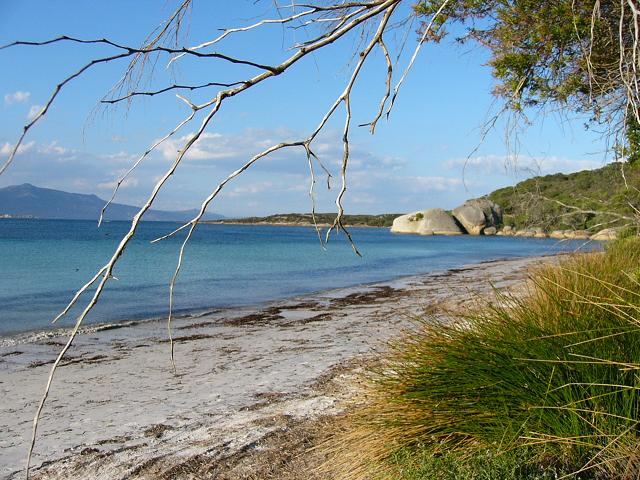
[325,237,640,479]
[488,162,640,232]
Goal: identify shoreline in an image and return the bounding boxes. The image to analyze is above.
[0,252,566,347]
[203,220,385,228]
[1,221,600,340]
[0,254,565,479]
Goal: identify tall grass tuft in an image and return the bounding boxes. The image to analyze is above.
[324,238,640,479]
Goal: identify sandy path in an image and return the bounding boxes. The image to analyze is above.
[0,256,544,479]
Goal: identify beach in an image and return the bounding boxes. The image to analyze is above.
[1,255,551,479]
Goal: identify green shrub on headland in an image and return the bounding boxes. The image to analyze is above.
[489,162,640,232]
[326,237,640,479]
[208,212,402,227]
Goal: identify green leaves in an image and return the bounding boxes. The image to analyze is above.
[415,0,637,154]
[487,161,640,231]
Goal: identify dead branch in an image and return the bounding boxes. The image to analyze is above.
[542,195,636,222]
[0,2,459,477]
[99,80,245,105]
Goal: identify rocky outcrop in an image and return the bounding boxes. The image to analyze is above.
[494,227,619,241]
[497,225,514,236]
[391,200,620,242]
[591,228,618,241]
[564,230,590,240]
[532,227,547,238]
[452,204,484,235]
[390,213,419,234]
[452,198,503,235]
[391,209,464,236]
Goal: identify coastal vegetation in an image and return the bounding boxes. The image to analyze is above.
[489,162,640,233]
[3,1,640,478]
[325,236,640,479]
[215,162,640,237]
[3,161,638,236]
[207,213,401,228]
[318,2,640,477]
[415,0,640,162]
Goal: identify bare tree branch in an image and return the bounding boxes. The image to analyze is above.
[98,100,197,226]
[0,49,132,177]
[359,36,393,133]
[100,80,245,104]
[542,195,636,222]
[2,2,462,477]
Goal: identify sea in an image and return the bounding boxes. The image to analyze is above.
[0,219,599,336]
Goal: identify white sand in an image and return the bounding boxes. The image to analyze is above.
[0,256,544,479]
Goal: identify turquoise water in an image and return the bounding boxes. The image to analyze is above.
[0,219,597,335]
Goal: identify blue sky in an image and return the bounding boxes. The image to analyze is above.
[0,1,609,217]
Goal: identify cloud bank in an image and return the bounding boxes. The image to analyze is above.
[0,128,611,216]
[3,91,31,105]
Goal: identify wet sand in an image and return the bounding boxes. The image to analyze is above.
[0,255,550,479]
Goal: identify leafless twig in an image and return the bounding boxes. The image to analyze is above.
[0,2,457,477]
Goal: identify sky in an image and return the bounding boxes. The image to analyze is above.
[0,0,611,217]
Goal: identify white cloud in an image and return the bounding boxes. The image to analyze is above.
[4,91,30,105]
[1,139,80,161]
[162,128,296,163]
[97,177,139,190]
[226,174,309,198]
[71,178,91,190]
[349,193,377,205]
[228,181,275,197]
[443,154,605,176]
[409,176,465,192]
[285,182,308,193]
[31,141,135,166]
[27,105,43,121]
[2,129,463,215]
[158,131,253,162]
[0,141,35,156]
[344,170,466,194]
[17,143,136,166]
[155,128,406,174]
[38,141,68,156]
[99,151,137,164]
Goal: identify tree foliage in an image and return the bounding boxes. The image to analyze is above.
[415,0,640,162]
[488,161,640,230]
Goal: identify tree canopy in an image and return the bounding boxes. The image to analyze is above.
[415,0,640,162]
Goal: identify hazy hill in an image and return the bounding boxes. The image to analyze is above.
[0,184,224,222]
[488,161,640,231]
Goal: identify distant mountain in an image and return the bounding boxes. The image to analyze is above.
[0,184,225,222]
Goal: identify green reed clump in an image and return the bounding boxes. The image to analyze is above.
[386,446,586,480]
[326,237,640,479]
